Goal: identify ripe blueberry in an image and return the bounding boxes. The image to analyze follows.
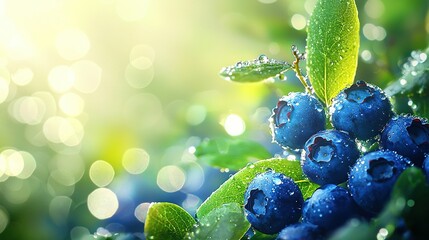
[330,81,394,140]
[276,222,323,240]
[244,170,304,234]
[301,130,360,185]
[380,115,429,166]
[301,184,361,232]
[348,150,411,214]
[423,155,429,183]
[270,92,326,150]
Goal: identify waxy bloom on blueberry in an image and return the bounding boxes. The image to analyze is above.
[301,130,360,185]
[244,170,303,234]
[381,115,429,166]
[423,155,429,184]
[302,184,361,232]
[276,222,323,240]
[348,150,411,214]
[270,92,326,150]
[330,81,394,140]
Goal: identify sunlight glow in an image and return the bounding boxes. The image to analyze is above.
[223,114,246,136]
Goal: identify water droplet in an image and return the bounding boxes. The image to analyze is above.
[272,178,282,185]
[235,61,243,68]
[291,45,298,52]
[258,54,269,63]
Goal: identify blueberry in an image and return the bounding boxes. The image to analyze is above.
[330,81,394,140]
[270,92,326,150]
[301,130,360,185]
[244,170,304,234]
[276,222,324,240]
[380,115,429,166]
[301,184,361,233]
[423,155,429,183]
[348,150,411,214]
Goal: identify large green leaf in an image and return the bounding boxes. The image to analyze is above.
[144,202,196,240]
[196,158,318,219]
[187,203,250,240]
[195,138,271,171]
[219,54,291,83]
[306,0,360,105]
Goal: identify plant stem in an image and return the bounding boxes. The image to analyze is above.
[291,47,312,93]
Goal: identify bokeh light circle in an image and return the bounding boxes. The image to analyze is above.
[11,68,33,86]
[71,60,102,94]
[59,93,85,116]
[134,202,151,223]
[0,149,24,177]
[55,29,90,61]
[87,188,119,220]
[122,148,150,174]
[89,160,115,187]
[156,165,186,193]
[48,65,75,93]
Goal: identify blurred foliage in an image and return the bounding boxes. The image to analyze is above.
[0,0,427,239]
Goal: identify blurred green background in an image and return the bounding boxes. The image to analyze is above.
[0,0,427,239]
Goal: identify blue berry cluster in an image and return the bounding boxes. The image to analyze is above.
[244,81,429,238]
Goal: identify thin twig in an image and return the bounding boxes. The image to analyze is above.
[291,46,312,93]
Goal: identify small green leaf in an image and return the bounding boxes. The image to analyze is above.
[196,158,318,219]
[195,138,271,171]
[219,54,291,83]
[187,203,250,240]
[307,0,360,105]
[144,202,196,240]
[249,231,277,240]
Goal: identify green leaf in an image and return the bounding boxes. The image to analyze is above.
[306,0,360,105]
[219,54,291,83]
[195,138,271,171]
[196,158,318,219]
[387,167,429,237]
[248,231,277,240]
[384,48,429,97]
[187,203,250,240]
[144,202,196,240]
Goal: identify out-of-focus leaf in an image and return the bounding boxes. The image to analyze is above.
[386,167,429,238]
[144,202,196,240]
[195,138,271,171]
[196,158,318,219]
[384,48,429,97]
[384,48,429,118]
[306,0,359,105]
[219,54,291,83]
[187,203,250,240]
